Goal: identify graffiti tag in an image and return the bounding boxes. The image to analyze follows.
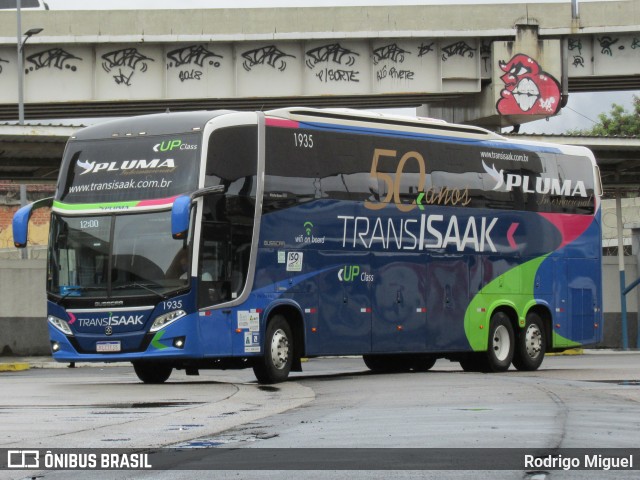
[167,45,223,68]
[242,45,295,72]
[101,48,154,86]
[372,43,410,65]
[441,41,476,62]
[25,48,82,74]
[305,43,359,69]
[417,42,435,57]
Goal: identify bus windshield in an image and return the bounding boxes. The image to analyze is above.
[48,211,190,299]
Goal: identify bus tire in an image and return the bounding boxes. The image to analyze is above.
[486,312,515,372]
[459,353,489,372]
[132,362,172,384]
[363,354,421,372]
[410,355,437,372]
[253,315,293,384]
[512,312,546,371]
[363,354,393,372]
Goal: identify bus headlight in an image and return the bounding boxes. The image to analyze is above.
[150,310,186,332]
[48,315,73,335]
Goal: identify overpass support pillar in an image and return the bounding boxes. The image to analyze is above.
[419,24,564,130]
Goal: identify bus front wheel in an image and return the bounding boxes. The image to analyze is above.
[132,362,172,384]
[253,315,293,384]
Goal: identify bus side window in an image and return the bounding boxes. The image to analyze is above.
[205,125,258,196]
[198,219,232,306]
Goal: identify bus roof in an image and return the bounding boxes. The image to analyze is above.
[266,107,505,141]
[71,110,234,141]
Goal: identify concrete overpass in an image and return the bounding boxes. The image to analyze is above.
[0,1,639,127]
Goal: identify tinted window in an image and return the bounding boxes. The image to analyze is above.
[264,124,595,215]
[205,125,258,197]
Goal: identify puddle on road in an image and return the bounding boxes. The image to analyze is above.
[103,401,205,409]
[173,430,279,448]
[166,424,205,431]
[587,379,640,386]
[0,401,205,411]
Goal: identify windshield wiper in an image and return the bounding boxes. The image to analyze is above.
[112,282,167,300]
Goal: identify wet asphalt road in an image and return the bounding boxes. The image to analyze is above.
[2,352,639,480]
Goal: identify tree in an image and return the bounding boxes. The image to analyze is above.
[569,95,640,136]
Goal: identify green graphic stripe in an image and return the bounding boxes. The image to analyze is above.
[464,255,581,351]
[552,331,581,349]
[53,200,139,211]
[464,256,546,351]
[151,331,168,350]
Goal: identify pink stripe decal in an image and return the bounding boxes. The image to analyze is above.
[538,213,593,249]
[136,195,179,207]
[507,222,519,250]
[266,118,299,129]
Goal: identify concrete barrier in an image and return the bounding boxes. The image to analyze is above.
[0,258,49,356]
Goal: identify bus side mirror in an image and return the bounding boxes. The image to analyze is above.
[171,195,192,239]
[12,197,53,248]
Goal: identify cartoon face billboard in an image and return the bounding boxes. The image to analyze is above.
[496,53,561,116]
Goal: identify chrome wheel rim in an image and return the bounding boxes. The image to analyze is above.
[492,325,510,362]
[524,324,543,359]
[270,329,289,370]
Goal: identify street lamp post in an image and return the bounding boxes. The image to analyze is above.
[16,0,42,125]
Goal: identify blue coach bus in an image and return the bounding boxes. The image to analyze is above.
[14,108,603,383]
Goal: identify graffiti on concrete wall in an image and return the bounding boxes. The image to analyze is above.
[568,34,640,78]
[25,48,82,75]
[597,36,620,56]
[373,43,415,82]
[305,43,360,83]
[166,44,223,83]
[101,48,155,86]
[568,38,585,68]
[241,45,296,72]
[417,42,435,57]
[441,41,476,62]
[496,53,561,116]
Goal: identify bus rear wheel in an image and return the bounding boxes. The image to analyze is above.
[460,312,514,373]
[132,362,172,384]
[486,312,515,372]
[409,355,437,372]
[363,354,401,372]
[512,312,546,371]
[253,315,293,384]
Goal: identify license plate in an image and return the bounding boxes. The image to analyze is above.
[96,341,121,352]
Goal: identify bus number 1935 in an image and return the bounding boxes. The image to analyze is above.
[293,133,314,149]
